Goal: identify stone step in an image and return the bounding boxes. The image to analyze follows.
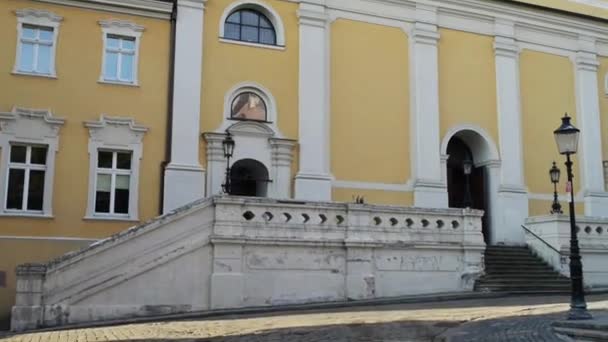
[475,284,571,291]
[480,275,569,281]
[477,279,570,286]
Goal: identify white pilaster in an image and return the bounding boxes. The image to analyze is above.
[270,138,296,199]
[410,4,447,208]
[163,0,206,213]
[203,133,227,197]
[573,36,608,216]
[294,0,332,201]
[493,19,528,244]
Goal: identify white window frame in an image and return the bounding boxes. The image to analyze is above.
[98,19,144,86]
[84,115,148,221]
[13,8,63,78]
[93,150,133,217]
[5,144,48,214]
[219,0,286,50]
[0,107,65,218]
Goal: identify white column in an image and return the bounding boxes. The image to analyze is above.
[163,0,206,213]
[294,0,332,201]
[573,36,608,216]
[270,138,296,199]
[410,4,447,208]
[493,20,528,245]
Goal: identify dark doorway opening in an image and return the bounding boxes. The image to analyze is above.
[230,159,270,197]
[446,137,489,243]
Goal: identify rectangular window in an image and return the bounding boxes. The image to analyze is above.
[103,35,136,83]
[94,151,132,215]
[5,144,47,212]
[18,24,54,75]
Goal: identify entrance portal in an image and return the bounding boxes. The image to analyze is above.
[230,159,270,197]
[446,137,489,243]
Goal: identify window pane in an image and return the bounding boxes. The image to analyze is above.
[114,175,130,214]
[120,54,134,81]
[122,38,135,51]
[260,28,276,45]
[260,16,272,29]
[20,43,34,71]
[27,170,45,211]
[225,23,240,40]
[96,174,112,192]
[95,190,110,213]
[226,11,240,24]
[30,146,47,165]
[231,93,266,121]
[10,145,27,163]
[22,25,37,39]
[37,44,51,74]
[98,151,113,168]
[116,153,131,170]
[104,52,118,80]
[241,26,258,43]
[6,169,25,210]
[107,36,120,49]
[39,27,53,42]
[241,11,259,26]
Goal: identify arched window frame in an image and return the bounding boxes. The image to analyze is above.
[219,0,285,50]
[230,91,268,122]
[221,82,278,130]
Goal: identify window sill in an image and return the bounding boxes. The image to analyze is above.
[219,38,285,51]
[0,211,54,219]
[98,79,139,87]
[84,215,139,222]
[11,70,57,79]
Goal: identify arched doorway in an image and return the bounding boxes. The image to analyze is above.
[446,137,488,242]
[230,159,270,197]
[442,126,500,245]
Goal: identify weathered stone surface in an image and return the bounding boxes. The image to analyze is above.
[11,196,485,331]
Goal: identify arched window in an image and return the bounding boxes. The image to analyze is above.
[223,9,276,45]
[231,92,267,121]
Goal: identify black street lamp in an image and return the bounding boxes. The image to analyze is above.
[550,161,563,214]
[221,132,235,195]
[554,113,592,320]
[463,158,473,208]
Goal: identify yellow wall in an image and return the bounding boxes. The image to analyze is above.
[520,50,580,195]
[330,19,410,186]
[529,199,584,217]
[0,0,171,238]
[439,29,498,147]
[0,238,91,329]
[332,188,413,207]
[200,0,299,167]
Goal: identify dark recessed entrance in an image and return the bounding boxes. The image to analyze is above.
[446,137,489,243]
[230,159,269,197]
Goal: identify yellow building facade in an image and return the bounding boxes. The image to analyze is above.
[2,0,608,326]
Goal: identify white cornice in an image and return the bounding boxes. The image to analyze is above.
[33,0,172,20]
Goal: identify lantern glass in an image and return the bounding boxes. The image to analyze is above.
[549,162,560,184]
[554,114,580,155]
[463,159,473,176]
[222,133,235,158]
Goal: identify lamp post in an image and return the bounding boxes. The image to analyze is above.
[553,113,592,320]
[221,132,235,195]
[550,161,563,214]
[463,158,473,208]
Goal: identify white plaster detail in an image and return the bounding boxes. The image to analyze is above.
[83,115,148,221]
[10,196,485,331]
[571,35,608,217]
[163,0,207,213]
[216,82,281,134]
[26,0,172,19]
[332,180,413,192]
[0,107,65,218]
[295,1,333,201]
[219,0,286,47]
[98,19,144,86]
[13,9,63,78]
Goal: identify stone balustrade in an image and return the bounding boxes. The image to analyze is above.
[12,196,485,331]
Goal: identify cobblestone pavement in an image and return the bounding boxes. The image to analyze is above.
[1,294,607,342]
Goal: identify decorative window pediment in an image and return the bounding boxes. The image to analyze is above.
[0,107,65,140]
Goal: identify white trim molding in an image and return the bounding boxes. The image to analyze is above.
[98,19,144,86]
[13,8,63,78]
[0,107,65,218]
[219,0,286,48]
[32,0,172,19]
[83,115,148,221]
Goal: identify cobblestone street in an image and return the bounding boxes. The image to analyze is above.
[1,294,607,342]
